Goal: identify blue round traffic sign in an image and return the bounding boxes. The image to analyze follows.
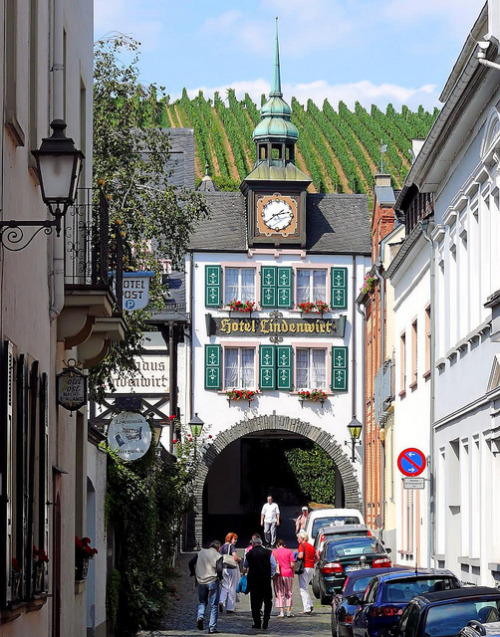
[397,448,426,477]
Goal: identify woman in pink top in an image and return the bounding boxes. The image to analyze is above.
[272,539,295,617]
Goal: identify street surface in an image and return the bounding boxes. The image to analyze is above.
[138,552,331,636]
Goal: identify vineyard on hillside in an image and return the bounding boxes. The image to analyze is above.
[161,90,438,193]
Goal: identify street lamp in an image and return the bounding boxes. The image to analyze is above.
[189,413,205,437]
[345,417,363,463]
[0,119,84,251]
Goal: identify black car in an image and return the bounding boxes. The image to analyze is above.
[331,567,407,637]
[314,535,392,605]
[315,524,373,559]
[392,587,500,637]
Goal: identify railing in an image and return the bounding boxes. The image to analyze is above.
[374,359,395,425]
[64,188,127,310]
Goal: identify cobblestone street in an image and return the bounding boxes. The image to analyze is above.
[138,553,331,637]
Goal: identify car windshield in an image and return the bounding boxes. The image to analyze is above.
[382,578,457,603]
[312,516,361,537]
[326,537,384,559]
[425,599,500,636]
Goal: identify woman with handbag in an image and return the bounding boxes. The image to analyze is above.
[272,538,295,617]
[219,532,242,614]
[296,530,316,614]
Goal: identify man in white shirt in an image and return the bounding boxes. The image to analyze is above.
[260,495,280,548]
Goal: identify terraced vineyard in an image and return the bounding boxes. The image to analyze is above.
[161,91,438,193]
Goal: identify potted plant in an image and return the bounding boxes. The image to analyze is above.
[298,389,328,406]
[227,299,255,313]
[33,546,49,593]
[75,536,98,580]
[298,300,329,314]
[225,388,259,405]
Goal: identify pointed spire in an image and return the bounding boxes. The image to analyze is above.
[270,17,282,97]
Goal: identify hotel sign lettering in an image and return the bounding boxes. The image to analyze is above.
[206,314,346,338]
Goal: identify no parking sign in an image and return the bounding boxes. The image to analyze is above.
[397,448,426,477]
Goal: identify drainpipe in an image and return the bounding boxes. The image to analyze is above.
[189,252,194,422]
[419,219,443,567]
[49,0,65,320]
[374,263,385,540]
[353,255,366,514]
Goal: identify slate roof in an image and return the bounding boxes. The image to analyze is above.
[189,191,370,255]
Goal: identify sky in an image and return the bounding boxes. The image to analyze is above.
[94,0,486,112]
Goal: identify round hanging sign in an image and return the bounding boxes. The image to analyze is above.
[108,411,151,461]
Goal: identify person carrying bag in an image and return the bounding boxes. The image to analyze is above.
[296,530,317,614]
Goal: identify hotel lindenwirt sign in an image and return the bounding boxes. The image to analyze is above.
[206,311,346,339]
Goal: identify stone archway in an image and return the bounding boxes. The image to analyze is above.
[192,414,362,547]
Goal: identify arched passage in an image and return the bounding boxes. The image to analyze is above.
[191,414,362,548]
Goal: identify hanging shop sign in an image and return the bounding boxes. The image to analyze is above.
[122,271,155,311]
[56,363,87,412]
[107,411,151,461]
[206,314,346,338]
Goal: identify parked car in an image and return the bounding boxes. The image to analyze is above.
[391,587,500,637]
[304,508,366,545]
[351,568,461,637]
[315,524,372,559]
[459,620,500,637]
[332,567,408,637]
[313,535,391,605]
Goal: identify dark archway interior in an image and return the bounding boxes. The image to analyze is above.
[202,432,344,547]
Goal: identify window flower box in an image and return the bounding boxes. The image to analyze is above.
[33,546,49,593]
[298,300,329,314]
[360,274,375,295]
[75,536,98,581]
[225,388,259,405]
[298,389,327,407]
[227,299,255,313]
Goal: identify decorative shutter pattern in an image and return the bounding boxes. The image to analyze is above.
[259,345,276,389]
[260,266,277,308]
[277,267,293,308]
[205,265,222,307]
[205,345,222,389]
[332,346,348,391]
[276,345,293,390]
[331,267,348,310]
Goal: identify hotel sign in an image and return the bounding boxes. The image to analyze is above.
[206,314,346,338]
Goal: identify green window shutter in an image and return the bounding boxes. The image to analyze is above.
[276,345,293,390]
[332,346,348,392]
[331,267,347,310]
[205,344,222,389]
[260,266,277,308]
[259,345,276,389]
[277,267,293,308]
[205,265,222,307]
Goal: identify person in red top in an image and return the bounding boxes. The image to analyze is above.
[296,530,317,614]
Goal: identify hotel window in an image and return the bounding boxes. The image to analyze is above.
[411,320,418,389]
[224,348,255,389]
[224,268,255,306]
[424,306,431,376]
[400,332,406,395]
[296,269,327,304]
[296,348,327,390]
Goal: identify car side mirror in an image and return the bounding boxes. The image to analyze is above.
[385,547,392,554]
[346,595,363,605]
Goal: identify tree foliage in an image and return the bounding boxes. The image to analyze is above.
[91,36,210,397]
[284,444,335,504]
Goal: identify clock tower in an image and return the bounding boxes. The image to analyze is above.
[241,19,312,247]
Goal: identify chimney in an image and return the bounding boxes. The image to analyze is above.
[374,174,391,188]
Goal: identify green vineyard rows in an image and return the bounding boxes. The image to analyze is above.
[166,92,437,192]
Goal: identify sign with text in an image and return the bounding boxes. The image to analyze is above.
[122,271,155,311]
[56,367,87,412]
[403,478,425,490]
[397,448,426,477]
[109,355,169,392]
[108,411,151,461]
[206,314,346,338]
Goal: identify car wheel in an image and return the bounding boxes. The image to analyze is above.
[331,611,337,637]
[320,582,332,605]
[312,573,320,598]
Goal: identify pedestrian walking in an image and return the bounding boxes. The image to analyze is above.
[219,532,242,614]
[295,506,309,534]
[272,538,295,617]
[260,494,280,548]
[296,530,316,614]
[188,540,223,634]
[242,533,276,630]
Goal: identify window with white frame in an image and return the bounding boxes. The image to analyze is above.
[296,348,327,389]
[296,269,327,304]
[224,268,255,305]
[224,347,255,388]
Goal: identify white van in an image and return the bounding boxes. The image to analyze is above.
[303,508,366,545]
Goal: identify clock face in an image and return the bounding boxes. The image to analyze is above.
[261,198,294,231]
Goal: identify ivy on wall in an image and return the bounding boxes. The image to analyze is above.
[284,443,336,504]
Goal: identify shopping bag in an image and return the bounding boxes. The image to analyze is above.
[236,573,248,594]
